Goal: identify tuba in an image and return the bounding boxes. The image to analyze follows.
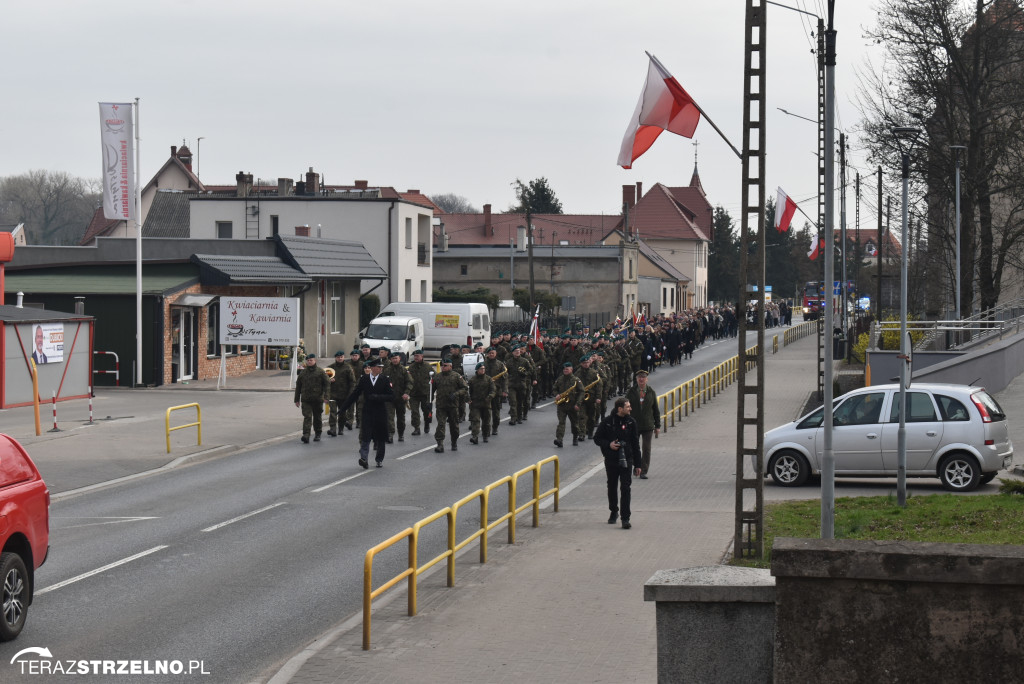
[325,367,336,379]
[583,374,602,401]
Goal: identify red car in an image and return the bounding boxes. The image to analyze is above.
[0,434,49,641]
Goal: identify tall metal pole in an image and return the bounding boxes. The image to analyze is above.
[877,166,883,314]
[134,97,143,387]
[898,148,911,506]
[527,208,535,309]
[951,145,965,320]
[839,133,848,359]
[820,1,837,539]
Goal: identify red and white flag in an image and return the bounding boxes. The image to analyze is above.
[808,236,825,260]
[618,53,701,169]
[98,102,136,221]
[775,187,798,233]
[529,305,541,346]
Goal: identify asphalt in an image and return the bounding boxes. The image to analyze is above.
[8,332,1023,683]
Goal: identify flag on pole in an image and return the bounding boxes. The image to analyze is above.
[529,305,541,346]
[618,53,701,169]
[774,187,798,233]
[98,103,136,221]
[808,236,825,260]
[866,241,878,257]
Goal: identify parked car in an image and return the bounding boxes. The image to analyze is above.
[762,383,1013,492]
[0,434,50,641]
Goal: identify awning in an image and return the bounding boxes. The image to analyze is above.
[172,293,218,307]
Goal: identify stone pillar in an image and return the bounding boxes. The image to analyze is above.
[644,566,775,683]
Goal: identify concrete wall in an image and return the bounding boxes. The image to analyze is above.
[772,537,1024,683]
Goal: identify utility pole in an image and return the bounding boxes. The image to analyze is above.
[820,0,837,540]
[839,132,848,360]
[876,166,883,316]
[527,206,535,309]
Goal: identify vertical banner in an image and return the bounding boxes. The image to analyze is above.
[98,102,135,221]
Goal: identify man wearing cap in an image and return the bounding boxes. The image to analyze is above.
[327,351,356,437]
[552,362,582,447]
[467,362,496,444]
[293,354,330,444]
[574,355,601,440]
[625,369,661,479]
[406,349,432,436]
[432,358,467,452]
[384,353,413,443]
[593,397,642,529]
[339,357,396,468]
[505,345,532,426]
[483,347,508,436]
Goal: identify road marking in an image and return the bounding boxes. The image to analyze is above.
[201,502,287,532]
[51,516,158,529]
[311,470,372,492]
[36,546,169,595]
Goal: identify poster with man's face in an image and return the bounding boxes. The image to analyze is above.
[32,323,64,364]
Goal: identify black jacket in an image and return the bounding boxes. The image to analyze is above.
[593,412,642,469]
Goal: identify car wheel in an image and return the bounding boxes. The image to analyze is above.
[768,451,810,487]
[938,453,981,492]
[0,552,30,642]
[979,472,997,485]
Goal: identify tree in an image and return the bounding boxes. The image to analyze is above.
[708,206,740,305]
[507,178,563,214]
[0,170,100,245]
[859,0,1024,313]
[429,193,479,214]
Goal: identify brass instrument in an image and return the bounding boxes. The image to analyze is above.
[583,374,602,401]
[325,367,336,379]
[490,368,508,381]
[555,380,580,406]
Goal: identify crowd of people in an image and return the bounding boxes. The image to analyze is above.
[293,304,795,527]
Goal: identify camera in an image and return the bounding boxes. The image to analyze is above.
[615,440,629,469]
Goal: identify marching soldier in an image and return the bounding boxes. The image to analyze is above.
[406,349,432,435]
[484,347,508,437]
[552,362,582,448]
[467,362,496,444]
[432,357,468,452]
[574,355,601,440]
[506,345,533,425]
[327,350,356,437]
[293,354,330,443]
[384,352,413,442]
[528,337,547,408]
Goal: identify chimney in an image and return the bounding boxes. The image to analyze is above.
[16,292,23,308]
[171,145,177,158]
[277,177,293,196]
[306,167,320,195]
[517,225,527,252]
[75,296,85,315]
[354,180,369,190]
[622,184,636,209]
[295,181,306,195]
[484,204,492,236]
[636,181,643,200]
[235,171,253,198]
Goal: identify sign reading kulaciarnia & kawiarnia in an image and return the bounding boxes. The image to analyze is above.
[220,297,300,346]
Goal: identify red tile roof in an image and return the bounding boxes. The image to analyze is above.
[398,191,442,213]
[79,207,124,246]
[620,183,710,243]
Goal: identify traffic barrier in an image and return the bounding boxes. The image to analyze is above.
[363,455,559,650]
[165,403,202,453]
[658,347,755,432]
[48,391,61,433]
[93,350,120,386]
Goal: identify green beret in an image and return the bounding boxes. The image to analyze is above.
[334,350,346,357]
[475,362,485,370]
[412,349,423,355]
[563,361,574,368]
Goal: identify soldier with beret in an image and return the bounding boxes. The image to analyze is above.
[406,349,433,436]
[293,353,330,443]
[552,361,582,448]
[432,357,468,452]
[384,352,413,443]
[484,346,508,437]
[467,362,496,444]
[327,350,356,437]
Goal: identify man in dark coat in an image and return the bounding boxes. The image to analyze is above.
[338,358,395,469]
[593,397,642,529]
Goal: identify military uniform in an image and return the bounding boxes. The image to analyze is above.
[574,359,601,439]
[293,358,330,442]
[467,365,496,444]
[528,341,547,406]
[327,353,356,436]
[551,366,582,447]
[432,364,468,451]
[484,352,508,436]
[407,353,433,435]
[384,357,413,442]
[505,349,533,425]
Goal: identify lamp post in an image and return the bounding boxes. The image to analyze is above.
[892,125,921,507]
[950,145,966,322]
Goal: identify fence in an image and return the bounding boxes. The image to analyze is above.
[165,403,201,453]
[362,455,559,650]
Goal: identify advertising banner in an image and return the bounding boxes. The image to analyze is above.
[220,297,300,346]
[32,323,64,364]
[98,102,135,221]
[434,314,460,329]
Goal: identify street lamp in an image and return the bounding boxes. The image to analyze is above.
[892,125,921,507]
[950,145,966,322]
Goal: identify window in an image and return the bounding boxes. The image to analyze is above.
[216,221,232,239]
[936,395,970,422]
[662,288,667,307]
[889,392,938,423]
[330,282,344,334]
[460,265,468,276]
[206,303,239,356]
[628,259,633,279]
[271,215,279,236]
[834,392,885,426]
[405,218,412,249]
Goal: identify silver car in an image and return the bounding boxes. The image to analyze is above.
[763,383,1013,492]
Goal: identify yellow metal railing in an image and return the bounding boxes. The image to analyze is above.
[165,403,201,453]
[362,455,559,650]
[783,319,817,346]
[658,346,756,432]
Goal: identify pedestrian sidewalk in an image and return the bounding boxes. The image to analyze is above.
[269,335,820,684]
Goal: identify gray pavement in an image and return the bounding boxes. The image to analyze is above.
[9,334,1022,683]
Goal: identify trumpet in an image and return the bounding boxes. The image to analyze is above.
[554,381,579,406]
[583,374,602,401]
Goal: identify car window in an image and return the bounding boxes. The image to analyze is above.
[971,390,1007,421]
[0,438,36,487]
[888,392,938,423]
[798,407,824,429]
[833,392,885,426]
[935,394,970,422]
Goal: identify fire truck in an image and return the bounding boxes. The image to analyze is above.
[801,281,825,321]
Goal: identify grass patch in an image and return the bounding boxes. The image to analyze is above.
[733,490,1024,569]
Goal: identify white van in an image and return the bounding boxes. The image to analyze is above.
[360,315,424,361]
[377,302,490,356]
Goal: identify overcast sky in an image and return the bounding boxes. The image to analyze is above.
[5,0,885,225]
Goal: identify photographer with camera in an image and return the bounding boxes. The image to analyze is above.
[593,397,642,529]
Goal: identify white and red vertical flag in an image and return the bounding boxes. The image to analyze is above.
[808,236,825,260]
[529,305,541,345]
[775,187,798,233]
[98,102,135,221]
[617,53,701,169]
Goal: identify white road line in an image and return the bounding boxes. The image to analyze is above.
[51,516,159,530]
[36,546,169,596]
[311,471,372,492]
[201,502,287,532]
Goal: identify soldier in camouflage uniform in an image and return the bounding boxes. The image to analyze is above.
[293,354,330,443]
[467,362,496,444]
[574,355,602,440]
[551,362,582,448]
[328,350,356,437]
[484,347,508,436]
[406,349,433,435]
[505,345,533,425]
[528,338,546,408]
[432,358,468,452]
[384,352,413,442]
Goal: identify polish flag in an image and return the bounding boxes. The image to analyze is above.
[775,187,798,233]
[618,53,701,169]
[808,236,825,260]
[529,305,541,346]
